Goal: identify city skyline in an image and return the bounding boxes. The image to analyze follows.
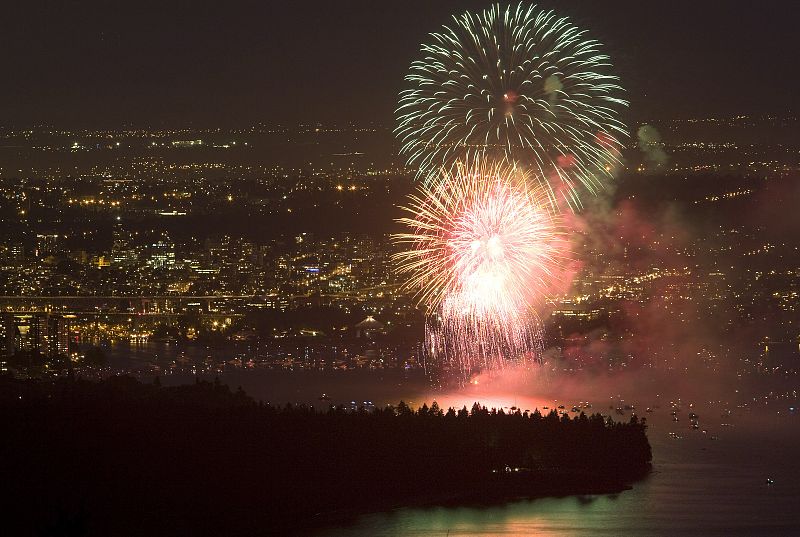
[2,3,799,535]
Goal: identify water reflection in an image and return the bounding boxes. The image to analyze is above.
[310,412,800,537]
[100,343,800,536]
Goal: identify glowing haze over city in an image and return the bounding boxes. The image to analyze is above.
[1,1,799,536]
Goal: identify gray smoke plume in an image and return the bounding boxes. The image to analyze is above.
[544,74,563,105]
[637,124,668,168]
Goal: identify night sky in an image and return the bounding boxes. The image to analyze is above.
[1,0,797,126]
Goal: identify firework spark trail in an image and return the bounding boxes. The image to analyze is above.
[396,3,627,209]
[424,309,546,375]
[393,161,569,374]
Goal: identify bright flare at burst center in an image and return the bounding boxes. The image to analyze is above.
[393,161,568,374]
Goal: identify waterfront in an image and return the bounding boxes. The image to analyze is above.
[308,396,799,536]
[79,340,800,535]
[98,343,800,536]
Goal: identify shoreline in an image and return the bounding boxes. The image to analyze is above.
[304,466,650,530]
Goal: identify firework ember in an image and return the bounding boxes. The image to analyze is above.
[393,160,570,375]
[396,2,627,209]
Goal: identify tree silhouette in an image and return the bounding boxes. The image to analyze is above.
[1,375,652,536]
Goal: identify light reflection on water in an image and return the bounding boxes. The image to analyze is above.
[310,414,800,536]
[103,342,800,535]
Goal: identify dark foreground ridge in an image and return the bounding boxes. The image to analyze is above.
[1,375,651,536]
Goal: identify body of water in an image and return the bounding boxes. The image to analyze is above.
[102,342,800,535]
[310,412,800,536]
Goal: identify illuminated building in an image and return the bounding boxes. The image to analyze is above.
[354,316,385,338]
[111,226,138,266]
[35,234,61,257]
[11,313,72,357]
[13,314,43,353]
[8,244,24,263]
[0,314,15,358]
[149,238,176,269]
[47,315,73,357]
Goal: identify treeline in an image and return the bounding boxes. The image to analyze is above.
[1,375,651,536]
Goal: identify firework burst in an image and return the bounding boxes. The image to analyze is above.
[396,3,627,208]
[393,161,569,374]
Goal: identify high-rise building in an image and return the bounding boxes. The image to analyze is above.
[10,314,73,357]
[149,236,176,269]
[47,315,73,357]
[111,225,138,266]
[13,314,42,353]
[35,234,61,257]
[205,235,231,264]
[8,244,24,263]
[0,314,15,358]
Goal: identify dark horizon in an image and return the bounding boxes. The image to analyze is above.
[1,0,798,128]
